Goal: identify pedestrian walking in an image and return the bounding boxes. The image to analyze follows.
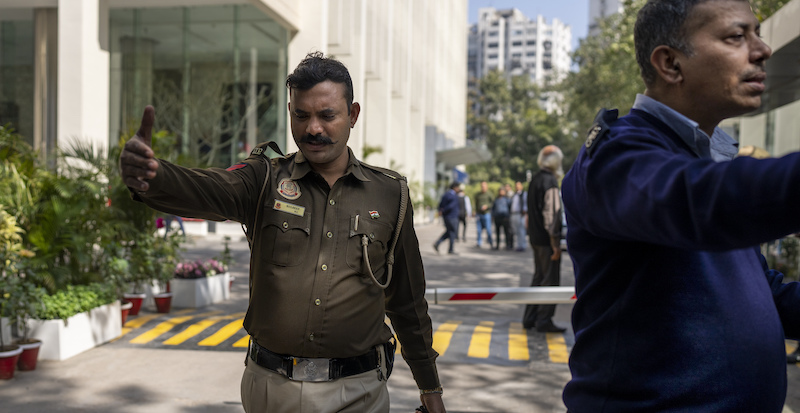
[434,182,461,255]
[491,187,512,250]
[474,181,494,248]
[457,185,472,242]
[509,181,527,252]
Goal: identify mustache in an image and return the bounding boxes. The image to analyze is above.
[742,66,767,80]
[300,134,335,145]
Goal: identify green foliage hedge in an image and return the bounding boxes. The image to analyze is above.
[37,284,116,320]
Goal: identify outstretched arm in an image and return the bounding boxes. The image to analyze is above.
[120,106,159,192]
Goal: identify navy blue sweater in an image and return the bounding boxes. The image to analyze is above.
[562,109,800,412]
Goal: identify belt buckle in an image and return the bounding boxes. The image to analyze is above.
[290,357,330,382]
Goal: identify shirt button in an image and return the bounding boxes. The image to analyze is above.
[321,264,328,271]
[282,221,288,229]
[315,299,321,306]
[329,199,335,206]
[309,333,314,341]
[326,231,333,238]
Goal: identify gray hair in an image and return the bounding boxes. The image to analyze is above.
[537,145,563,176]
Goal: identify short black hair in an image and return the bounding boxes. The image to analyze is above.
[634,0,748,86]
[450,182,461,190]
[286,51,354,111]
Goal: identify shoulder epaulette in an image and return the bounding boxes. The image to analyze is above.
[359,161,407,182]
[249,141,285,159]
[585,108,619,157]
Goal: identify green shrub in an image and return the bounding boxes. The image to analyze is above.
[37,283,116,321]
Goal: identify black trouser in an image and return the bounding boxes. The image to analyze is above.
[523,244,561,328]
[493,214,511,248]
[458,216,467,241]
[436,215,459,253]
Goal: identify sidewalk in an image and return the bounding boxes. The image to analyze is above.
[0,220,572,413]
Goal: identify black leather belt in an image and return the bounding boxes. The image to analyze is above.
[248,340,380,382]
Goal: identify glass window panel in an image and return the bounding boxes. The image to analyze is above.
[109,4,287,168]
[0,10,34,144]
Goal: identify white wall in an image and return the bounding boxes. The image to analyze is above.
[283,0,467,187]
[57,0,110,154]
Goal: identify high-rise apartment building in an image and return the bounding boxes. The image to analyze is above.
[588,0,623,36]
[468,8,572,85]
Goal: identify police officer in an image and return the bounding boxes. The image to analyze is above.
[120,52,445,413]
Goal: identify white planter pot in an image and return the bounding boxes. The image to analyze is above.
[0,317,11,346]
[171,272,230,308]
[25,301,122,361]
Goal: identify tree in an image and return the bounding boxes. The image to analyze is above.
[467,71,572,183]
[751,0,793,21]
[559,0,791,148]
[559,0,645,140]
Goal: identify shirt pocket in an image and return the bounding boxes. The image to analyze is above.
[346,216,393,278]
[260,211,311,267]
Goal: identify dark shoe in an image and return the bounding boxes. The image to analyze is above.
[493,246,499,250]
[515,247,526,252]
[788,352,800,364]
[536,322,567,333]
[448,251,459,255]
[433,243,440,254]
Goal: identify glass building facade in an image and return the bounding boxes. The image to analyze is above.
[109,4,288,167]
[0,9,34,144]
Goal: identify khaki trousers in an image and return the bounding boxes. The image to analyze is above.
[240,352,390,413]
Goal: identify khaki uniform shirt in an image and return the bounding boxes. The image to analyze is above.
[135,145,440,389]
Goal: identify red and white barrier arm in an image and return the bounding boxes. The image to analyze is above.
[424,286,576,305]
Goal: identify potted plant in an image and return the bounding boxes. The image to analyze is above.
[0,276,22,380]
[100,242,134,324]
[11,278,46,371]
[150,232,183,313]
[172,258,230,308]
[27,283,119,361]
[0,206,23,379]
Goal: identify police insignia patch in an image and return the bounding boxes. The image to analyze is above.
[278,178,301,200]
[226,162,247,171]
[585,125,602,149]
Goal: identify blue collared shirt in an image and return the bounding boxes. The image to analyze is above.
[632,94,739,162]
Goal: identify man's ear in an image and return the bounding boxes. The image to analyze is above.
[349,102,360,128]
[650,45,683,85]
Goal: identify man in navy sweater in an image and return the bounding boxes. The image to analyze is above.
[434,182,461,255]
[562,0,800,411]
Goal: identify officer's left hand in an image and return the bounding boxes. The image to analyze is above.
[420,393,445,413]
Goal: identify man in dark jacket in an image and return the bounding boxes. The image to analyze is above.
[434,182,461,255]
[561,1,800,411]
[523,145,565,332]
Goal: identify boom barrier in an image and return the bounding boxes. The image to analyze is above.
[424,286,576,305]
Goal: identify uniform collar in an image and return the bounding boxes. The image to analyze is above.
[291,147,371,182]
[632,94,739,161]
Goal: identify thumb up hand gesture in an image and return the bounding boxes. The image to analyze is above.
[120,106,159,192]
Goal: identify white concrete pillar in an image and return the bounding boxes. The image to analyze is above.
[57,0,109,153]
[285,0,329,153]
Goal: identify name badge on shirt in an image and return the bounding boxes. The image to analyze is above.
[273,200,305,217]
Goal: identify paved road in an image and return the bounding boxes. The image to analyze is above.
[3,220,800,412]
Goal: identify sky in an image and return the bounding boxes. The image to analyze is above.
[468,0,589,50]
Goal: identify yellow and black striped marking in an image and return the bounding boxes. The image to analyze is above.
[116,311,572,364]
